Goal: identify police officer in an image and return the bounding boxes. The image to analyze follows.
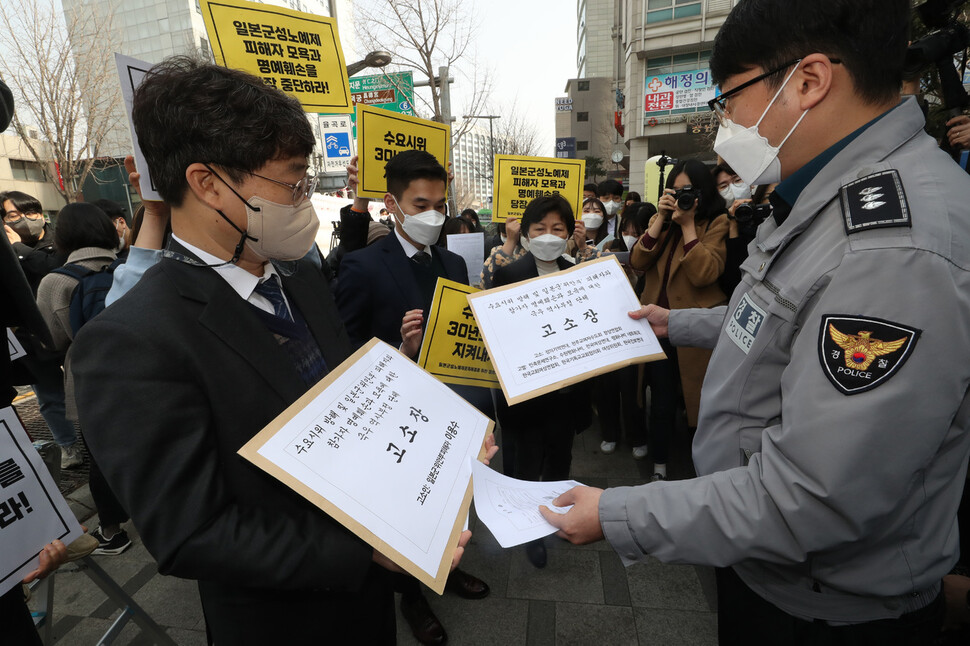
[540,1,970,643]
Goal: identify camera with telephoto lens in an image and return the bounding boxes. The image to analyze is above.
[672,185,700,211]
[732,202,772,226]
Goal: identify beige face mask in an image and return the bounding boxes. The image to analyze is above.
[242,195,320,261]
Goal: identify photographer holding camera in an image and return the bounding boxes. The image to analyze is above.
[630,158,728,480]
[714,163,777,295]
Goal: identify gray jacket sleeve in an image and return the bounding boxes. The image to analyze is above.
[668,306,726,350]
[599,246,970,567]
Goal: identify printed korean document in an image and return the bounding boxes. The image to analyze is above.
[468,256,665,404]
[239,339,493,594]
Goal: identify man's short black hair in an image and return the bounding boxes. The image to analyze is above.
[384,150,448,199]
[710,0,910,105]
[521,194,575,237]
[53,203,119,254]
[132,56,315,206]
[93,198,128,225]
[0,191,43,216]
[597,179,623,198]
[583,183,598,194]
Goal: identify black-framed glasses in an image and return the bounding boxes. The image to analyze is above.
[247,171,318,205]
[707,57,841,126]
[3,210,44,224]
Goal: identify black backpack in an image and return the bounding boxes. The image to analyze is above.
[50,259,123,336]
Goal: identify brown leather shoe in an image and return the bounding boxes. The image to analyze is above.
[445,568,490,600]
[400,592,447,645]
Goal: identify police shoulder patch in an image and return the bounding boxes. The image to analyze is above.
[818,315,921,395]
[839,169,911,235]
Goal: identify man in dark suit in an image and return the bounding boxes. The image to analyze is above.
[70,57,465,644]
[335,150,491,646]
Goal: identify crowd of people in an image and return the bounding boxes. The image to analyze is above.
[3,0,970,644]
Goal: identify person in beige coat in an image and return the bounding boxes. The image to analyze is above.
[630,159,728,480]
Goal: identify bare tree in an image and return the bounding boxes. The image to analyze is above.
[490,99,543,158]
[0,0,121,204]
[355,0,494,145]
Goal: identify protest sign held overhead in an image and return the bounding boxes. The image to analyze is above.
[417,279,499,389]
[0,407,83,596]
[239,339,492,594]
[355,104,451,200]
[199,0,352,113]
[114,54,162,201]
[467,256,665,405]
[492,155,585,223]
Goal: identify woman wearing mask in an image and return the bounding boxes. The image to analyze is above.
[579,197,614,252]
[491,195,594,569]
[630,159,728,481]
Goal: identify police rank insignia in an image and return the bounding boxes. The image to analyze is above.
[818,315,920,395]
[839,169,911,234]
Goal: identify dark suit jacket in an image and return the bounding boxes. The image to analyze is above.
[335,230,468,349]
[491,251,574,287]
[71,245,392,640]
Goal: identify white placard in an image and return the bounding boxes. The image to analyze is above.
[468,256,665,405]
[318,113,356,175]
[471,460,580,548]
[7,329,26,362]
[114,53,161,201]
[446,232,485,287]
[239,339,492,593]
[0,407,83,596]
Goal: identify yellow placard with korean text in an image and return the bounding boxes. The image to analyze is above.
[356,104,451,200]
[417,279,499,389]
[200,0,352,113]
[492,155,585,223]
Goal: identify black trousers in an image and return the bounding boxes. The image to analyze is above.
[198,565,395,645]
[84,430,129,527]
[596,366,647,446]
[715,566,944,646]
[0,587,42,646]
[644,339,679,464]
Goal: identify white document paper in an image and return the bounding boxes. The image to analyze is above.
[446,232,485,287]
[244,341,491,589]
[7,328,26,361]
[114,53,161,201]
[468,255,665,404]
[0,407,83,596]
[471,460,580,548]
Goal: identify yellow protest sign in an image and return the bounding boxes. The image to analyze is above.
[492,155,586,223]
[356,104,451,200]
[200,0,352,113]
[418,279,499,389]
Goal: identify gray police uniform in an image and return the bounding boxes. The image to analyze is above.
[599,97,970,623]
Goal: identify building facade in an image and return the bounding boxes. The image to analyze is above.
[0,133,65,215]
[60,0,355,158]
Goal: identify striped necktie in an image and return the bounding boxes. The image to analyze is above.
[254,274,293,322]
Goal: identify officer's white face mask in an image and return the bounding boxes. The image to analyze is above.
[714,63,809,186]
[392,195,446,247]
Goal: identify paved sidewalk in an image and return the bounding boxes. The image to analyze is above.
[30,418,718,645]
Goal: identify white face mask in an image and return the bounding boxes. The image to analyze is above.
[713,63,809,186]
[603,201,620,216]
[582,213,604,230]
[528,233,567,262]
[622,235,638,250]
[243,195,320,261]
[392,195,446,247]
[500,234,507,244]
[719,181,752,204]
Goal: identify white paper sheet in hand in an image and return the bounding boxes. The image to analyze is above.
[0,407,83,596]
[114,53,162,201]
[446,232,485,287]
[471,460,581,548]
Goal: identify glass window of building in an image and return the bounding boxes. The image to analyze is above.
[646,0,703,24]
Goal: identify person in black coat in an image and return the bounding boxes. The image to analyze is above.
[69,57,469,644]
[492,195,593,569]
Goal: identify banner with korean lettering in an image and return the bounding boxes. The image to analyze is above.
[467,256,666,405]
[239,339,492,594]
[200,0,352,113]
[0,407,83,596]
[417,279,499,389]
[644,68,716,116]
[356,104,451,200]
[492,155,585,223]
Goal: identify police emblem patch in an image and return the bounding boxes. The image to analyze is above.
[839,169,911,234]
[818,315,920,395]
